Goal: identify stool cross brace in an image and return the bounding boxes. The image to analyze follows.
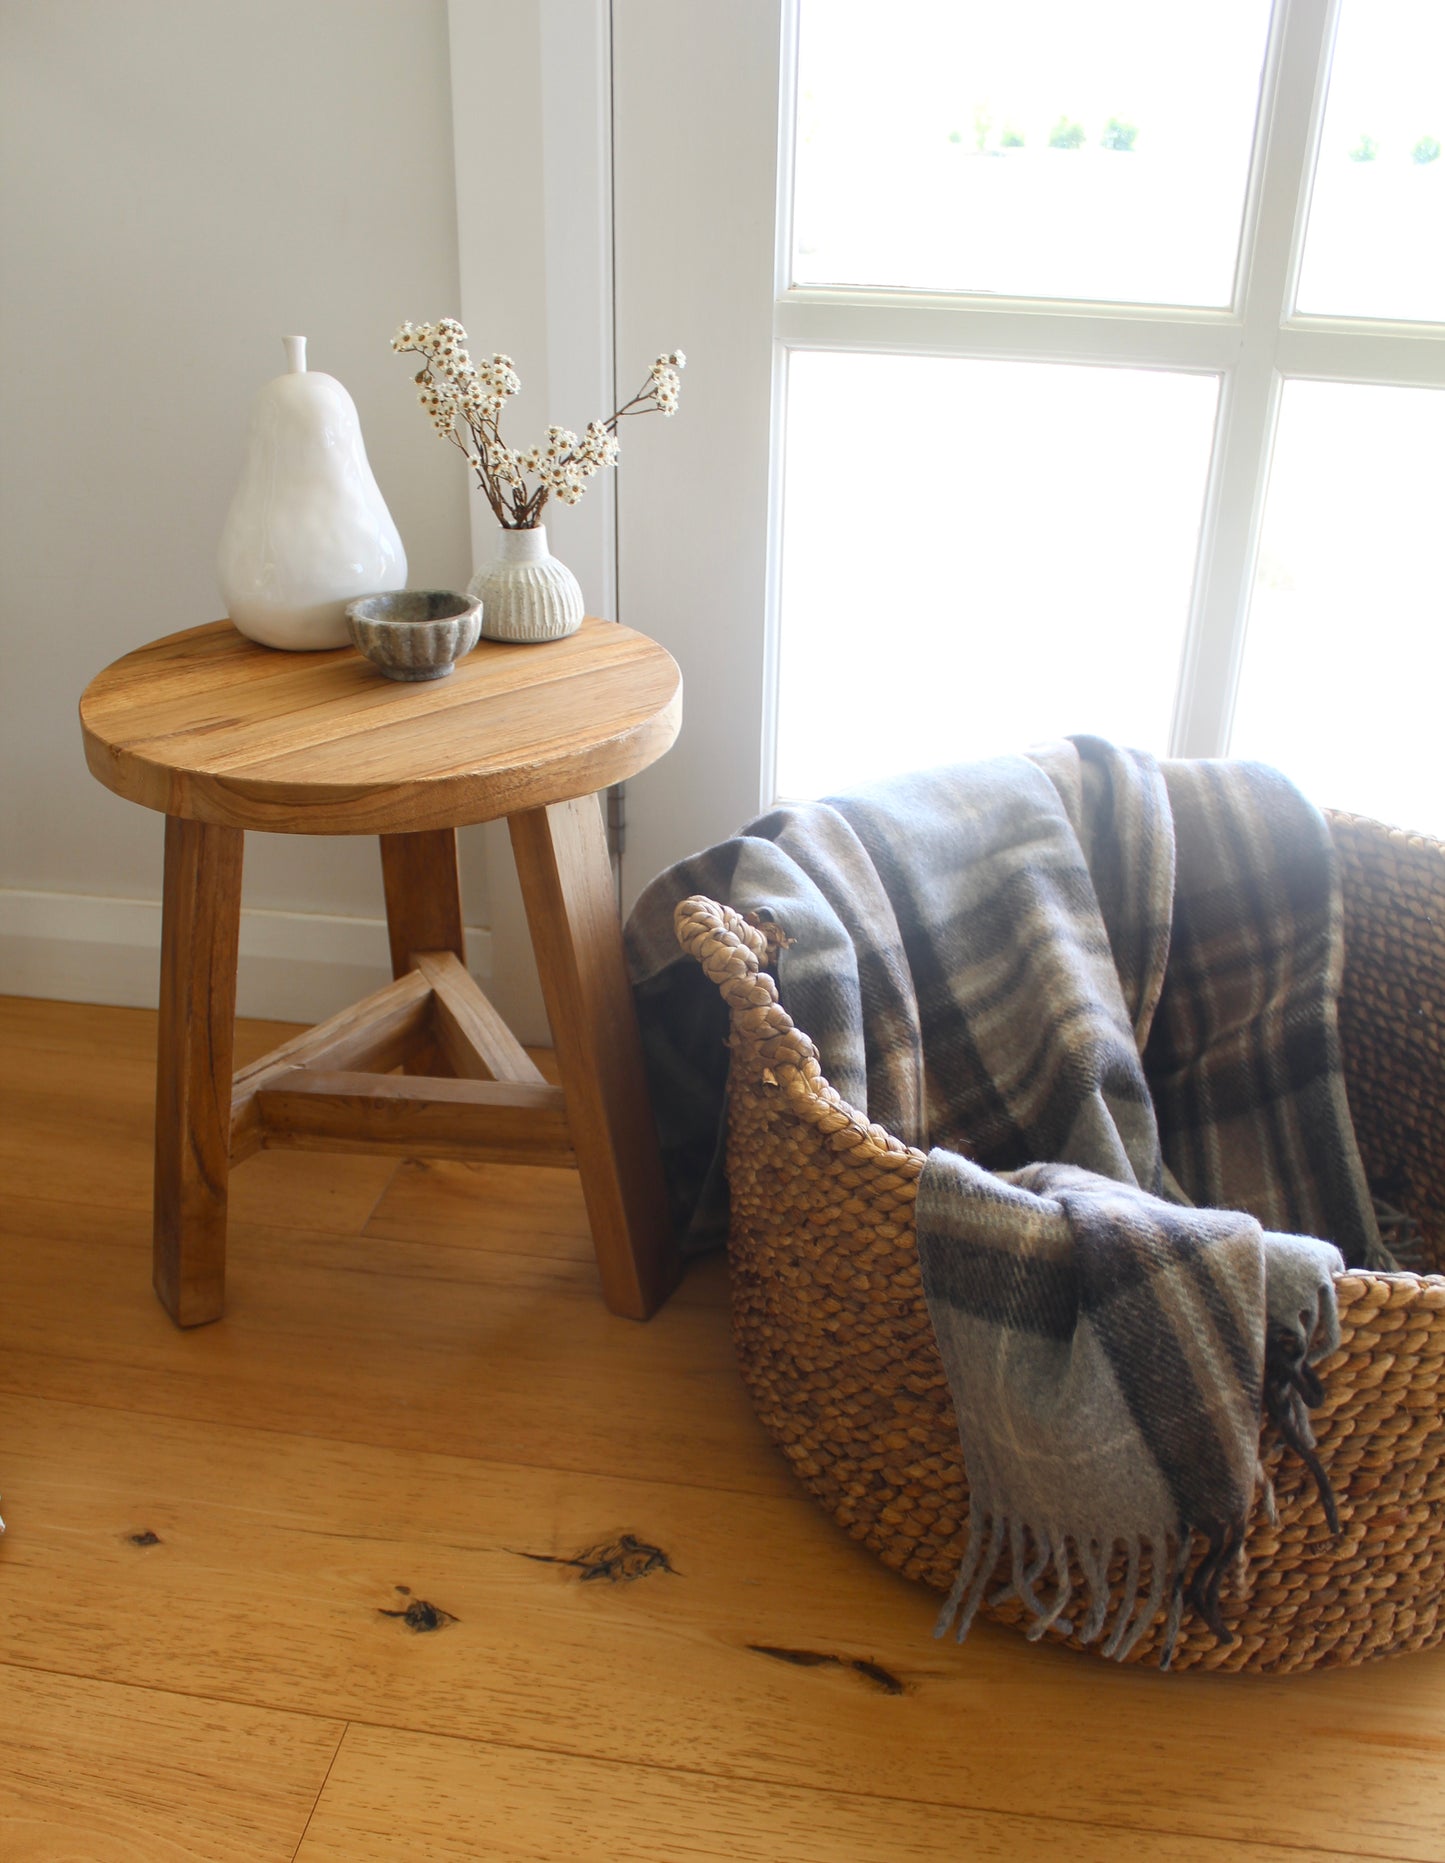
[152,812,675,1330]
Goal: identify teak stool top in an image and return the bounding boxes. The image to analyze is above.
[79,616,683,1330]
[80,615,682,833]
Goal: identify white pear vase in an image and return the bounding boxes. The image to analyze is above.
[218,335,407,651]
[467,525,583,644]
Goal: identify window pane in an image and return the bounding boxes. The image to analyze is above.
[791,0,1272,307]
[1295,1,1445,323]
[1230,381,1445,835]
[774,352,1218,799]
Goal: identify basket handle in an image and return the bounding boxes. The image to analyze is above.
[672,895,825,1085]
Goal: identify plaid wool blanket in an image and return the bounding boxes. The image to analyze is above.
[626,740,1387,1661]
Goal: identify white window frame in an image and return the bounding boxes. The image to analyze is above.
[607,0,1443,893]
[762,0,1445,806]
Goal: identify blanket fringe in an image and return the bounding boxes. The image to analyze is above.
[1023,1541,1073,1643]
[1184,1519,1243,1649]
[1264,1327,1342,1536]
[933,1505,1003,1646]
[1100,1539,1143,1659]
[935,1503,1216,1670]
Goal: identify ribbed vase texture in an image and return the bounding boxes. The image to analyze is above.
[468,525,584,643]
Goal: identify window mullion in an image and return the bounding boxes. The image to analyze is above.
[1172,0,1341,756]
[774,294,1240,372]
[1169,348,1284,757]
[1277,322,1445,387]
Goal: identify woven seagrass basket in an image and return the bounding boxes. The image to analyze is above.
[673,811,1445,1673]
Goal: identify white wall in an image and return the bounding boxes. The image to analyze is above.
[0,0,480,1020]
[447,0,617,1044]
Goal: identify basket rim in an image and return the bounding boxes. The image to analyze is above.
[1325,805,1445,854]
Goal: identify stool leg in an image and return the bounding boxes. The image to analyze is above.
[153,815,244,1327]
[510,796,676,1319]
[379,829,465,975]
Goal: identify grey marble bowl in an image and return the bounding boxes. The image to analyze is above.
[345,590,483,681]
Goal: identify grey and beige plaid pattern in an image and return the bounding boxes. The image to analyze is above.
[1148,757,1382,1260]
[627,740,1381,1659]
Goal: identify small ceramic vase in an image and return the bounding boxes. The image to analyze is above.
[218,335,407,650]
[467,524,584,643]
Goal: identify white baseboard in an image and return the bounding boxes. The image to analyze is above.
[0,889,494,1025]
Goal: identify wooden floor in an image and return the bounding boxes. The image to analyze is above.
[2,997,1443,1862]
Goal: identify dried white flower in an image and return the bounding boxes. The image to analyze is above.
[393,317,685,527]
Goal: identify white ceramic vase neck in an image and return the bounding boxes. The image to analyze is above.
[468,523,584,644]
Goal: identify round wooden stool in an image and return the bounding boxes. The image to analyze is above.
[79,616,682,1326]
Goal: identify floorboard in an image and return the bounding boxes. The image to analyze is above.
[0,1664,341,1863]
[3,1389,1443,1859]
[294,1722,1345,1863]
[1,995,1442,1862]
[0,1207,772,1496]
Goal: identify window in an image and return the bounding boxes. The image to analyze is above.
[610,0,1444,892]
[776,351,1220,795]
[773,0,1444,829]
[791,0,1271,308]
